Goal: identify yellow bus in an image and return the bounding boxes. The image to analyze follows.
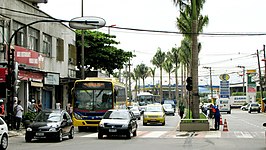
[71,77,127,131]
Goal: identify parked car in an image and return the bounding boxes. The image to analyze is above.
[98,109,138,139]
[162,104,175,116]
[143,104,165,126]
[0,117,8,150]
[130,107,141,120]
[247,103,260,113]
[25,109,74,142]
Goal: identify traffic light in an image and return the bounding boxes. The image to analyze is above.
[186,77,192,91]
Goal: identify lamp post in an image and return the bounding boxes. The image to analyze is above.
[108,24,116,35]
[237,65,245,95]
[203,67,213,103]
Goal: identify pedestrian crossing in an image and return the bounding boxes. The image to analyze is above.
[79,130,266,139]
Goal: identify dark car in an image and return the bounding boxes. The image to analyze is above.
[98,109,138,139]
[25,109,74,142]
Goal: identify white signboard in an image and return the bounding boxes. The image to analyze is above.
[44,73,59,85]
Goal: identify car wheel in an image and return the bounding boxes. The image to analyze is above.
[57,130,63,142]
[25,135,32,143]
[133,129,137,137]
[98,132,103,139]
[162,121,165,126]
[258,110,261,113]
[126,129,131,139]
[0,134,8,150]
[69,127,74,139]
[138,117,141,120]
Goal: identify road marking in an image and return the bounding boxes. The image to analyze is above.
[139,131,166,138]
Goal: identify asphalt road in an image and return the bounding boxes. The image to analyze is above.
[8,109,266,150]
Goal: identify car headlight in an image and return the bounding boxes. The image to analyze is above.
[49,127,57,132]
[99,122,104,127]
[26,127,32,131]
[122,124,128,128]
[74,112,82,120]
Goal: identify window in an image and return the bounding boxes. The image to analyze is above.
[28,27,39,51]
[68,44,76,65]
[56,38,64,61]
[42,33,52,57]
[13,21,26,47]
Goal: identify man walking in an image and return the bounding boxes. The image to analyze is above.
[214,105,221,130]
[14,100,23,130]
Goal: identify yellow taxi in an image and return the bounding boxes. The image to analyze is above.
[143,104,165,126]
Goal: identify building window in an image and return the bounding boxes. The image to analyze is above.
[68,44,76,65]
[13,21,26,47]
[56,38,64,61]
[29,27,39,51]
[42,33,52,57]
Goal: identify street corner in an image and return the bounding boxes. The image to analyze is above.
[8,129,25,137]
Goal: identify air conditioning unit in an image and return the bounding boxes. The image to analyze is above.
[68,58,74,64]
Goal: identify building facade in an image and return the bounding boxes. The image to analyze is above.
[0,0,77,113]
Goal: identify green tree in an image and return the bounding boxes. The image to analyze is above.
[172,0,208,119]
[163,56,174,99]
[151,47,166,102]
[149,67,156,95]
[75,30,133,75]
[136,63,149,92]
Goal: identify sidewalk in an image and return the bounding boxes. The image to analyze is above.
[8,129,25,137]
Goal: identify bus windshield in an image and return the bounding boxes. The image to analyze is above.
[74,84,113,111]
[137,92,154,106]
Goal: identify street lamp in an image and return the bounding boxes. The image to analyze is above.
[108,24,116,35]
[203,66,213,103]
[237,65,245,95]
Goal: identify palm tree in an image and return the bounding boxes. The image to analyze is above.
[169,47,180,102]
[172,0,208,119]
[149,67,156,95]
[136,63,149,92]
[151,47,166,102]
[163,57,173,99]
[132,68,140,99]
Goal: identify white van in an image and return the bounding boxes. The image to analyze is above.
[216,98,231,114]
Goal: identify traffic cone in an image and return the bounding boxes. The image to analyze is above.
[223,119,228,131]
[220,117,223,125]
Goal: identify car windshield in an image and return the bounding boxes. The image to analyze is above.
[251,104,259,107]
[130,107,139,111]
[103,111,130,120]
[163,104,172,109]
[35,111,61,122]
[164,100,174,105]
[146,106,163,112]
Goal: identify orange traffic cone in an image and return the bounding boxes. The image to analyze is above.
[223,119,228,131]
[220,117,223,125]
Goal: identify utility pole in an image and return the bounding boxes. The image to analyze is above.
[203,67,213,103]
[257,49,264,111]
[81,0,85,79]
[237,65,245,95]
[128,59,132,102]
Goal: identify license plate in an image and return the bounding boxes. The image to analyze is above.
[109,129,117,132]
[36,132,44,136]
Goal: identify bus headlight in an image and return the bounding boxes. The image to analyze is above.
[74,112,82,120]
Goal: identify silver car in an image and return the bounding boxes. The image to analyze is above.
[247,103,260,113]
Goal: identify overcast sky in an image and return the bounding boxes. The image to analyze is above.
[39,0,266,86]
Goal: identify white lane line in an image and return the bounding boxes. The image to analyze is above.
[81,133,98,137]
[139,131,166,138]
[205,131,221,138]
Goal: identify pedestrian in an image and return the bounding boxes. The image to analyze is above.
[214,105,221,130]
[34,100,42,112]
[179,102,185,119]
[14,100,23,130]
[0,99,5,120]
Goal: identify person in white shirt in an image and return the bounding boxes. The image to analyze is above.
[14,100,23,130]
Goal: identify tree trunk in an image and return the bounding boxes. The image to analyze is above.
[175,63,179,103]
[160,67,163,103]
[191,0,200,119]
[168,72,171,99]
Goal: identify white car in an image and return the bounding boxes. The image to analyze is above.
[162,104,175,116]
[0,117,8,150]
[130,107,141,120]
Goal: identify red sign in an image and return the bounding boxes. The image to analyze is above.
[19,70,43,81]
[0,68,7,82]
[14,46,39,68]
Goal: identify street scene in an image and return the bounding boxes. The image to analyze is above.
[1,0,266,150]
